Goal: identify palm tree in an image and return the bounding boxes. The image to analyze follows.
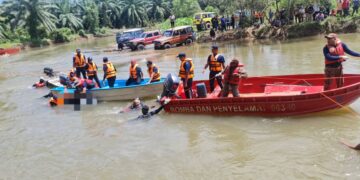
[54,0,83,31]
[1,0,57,39]
[120,0,149,27]
[147,0,171,22]
[96,0,123,28]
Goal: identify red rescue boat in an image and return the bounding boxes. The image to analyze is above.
[0,47,21,56]
[164,74,360,116]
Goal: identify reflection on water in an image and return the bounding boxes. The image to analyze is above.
[0,34,360,179]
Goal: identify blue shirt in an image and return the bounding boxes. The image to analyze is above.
[152,66,158,73]
[354,0,360,7]
[323,43,360,61]
[183,61,191,72]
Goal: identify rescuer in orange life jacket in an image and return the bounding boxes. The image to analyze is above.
[102,57,117,88]
[126,60,143,86]
[73,48,87,79]
[217,59,247,97]
[146,60,161,84]
[202,45,225,92]
[323,33,360,90]
[178,53,194,99]
[85,57,101,88]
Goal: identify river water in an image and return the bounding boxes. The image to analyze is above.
[1,34,360,179]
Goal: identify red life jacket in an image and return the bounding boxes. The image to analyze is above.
[224,64,244,85]
[34,82,45,88]
[325,40,345,65]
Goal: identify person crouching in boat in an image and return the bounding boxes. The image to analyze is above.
[323,33,360,90]
[219,59,247,97]
[102,57,117,88]
[146,60,161,84]
[33,78,46,88]
[126,60,143,86]
[74,78,96,93]
[178,53,194,99]
[86,57,101,88]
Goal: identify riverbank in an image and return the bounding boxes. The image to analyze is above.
[197,16,360,43]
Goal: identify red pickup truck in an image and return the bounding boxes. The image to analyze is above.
[128,30,162,51]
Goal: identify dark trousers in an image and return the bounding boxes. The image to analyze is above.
[324,66,343,91]
[126,77,141,86]
[171,21,175,28]
[107,76,116,88]
[353,6,359,16]
[181,78,193,99]
[88,74,101,88]
[209,71,223,92]
[76,67,87,79]
[222,83,239,97]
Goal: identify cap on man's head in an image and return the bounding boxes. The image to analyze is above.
[212,45,219,50]
[88,57,93,61]
[103,57,108,62]
[325,33,338,39]
[76,48,81,53]
[146,60,153,65]
[177,53,186,57]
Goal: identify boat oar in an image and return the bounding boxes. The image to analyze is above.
[340,140,360,150]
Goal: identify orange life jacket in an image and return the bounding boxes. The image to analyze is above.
[224,64,244,85]
[87,62,97,76]
[104,62,116,79]
[148,64,161,81]
[74,53,86,67]
[325,40,345,65]
[209,54,223,72]
[179,58,194,79]
[130,64,139,79]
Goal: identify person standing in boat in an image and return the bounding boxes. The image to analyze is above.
[146,60,161,83]
[86,57,101,88]
[219,59,247,97]
[102,57,117,88]
[323,33,360,90]
[178,53,194,99]
[126,60,143,86]
[202,45,225,92]
[73,49,87,79]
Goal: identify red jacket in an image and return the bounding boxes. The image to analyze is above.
[223,64,244,85]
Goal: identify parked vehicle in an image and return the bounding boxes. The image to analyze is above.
[116,28,144,49]
[193,12,216,31]
[128,30,162,51]
[154,26,196,50]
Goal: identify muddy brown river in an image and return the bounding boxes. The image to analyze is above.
[1,33,360,179]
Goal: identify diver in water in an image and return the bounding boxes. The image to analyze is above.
[136,99,170,119]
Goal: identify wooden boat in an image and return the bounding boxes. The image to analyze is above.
[164,74,360,116]
[0,47,21,56]
[51,78,165,101]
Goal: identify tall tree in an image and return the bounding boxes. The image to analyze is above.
[120,0,149,27]
[172,0,201,17]
[54,0,83,30]
[1,0,57,39]
[147,0,172,22]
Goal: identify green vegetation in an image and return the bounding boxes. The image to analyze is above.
[0,0,359,47]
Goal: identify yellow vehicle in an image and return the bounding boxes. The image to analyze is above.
[193,12,216,31]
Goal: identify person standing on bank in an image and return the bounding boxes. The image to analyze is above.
[86,57,101,88]
[202,46,225,92]
[170,14,176,28]
[102,57,117,88]
[73,49,87,79]
[178,53,194,99]
[323,33,360,90]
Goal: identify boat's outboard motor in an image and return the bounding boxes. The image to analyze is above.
[43,67,54,77]
[161,73,180,98]
[59,74,68,86]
